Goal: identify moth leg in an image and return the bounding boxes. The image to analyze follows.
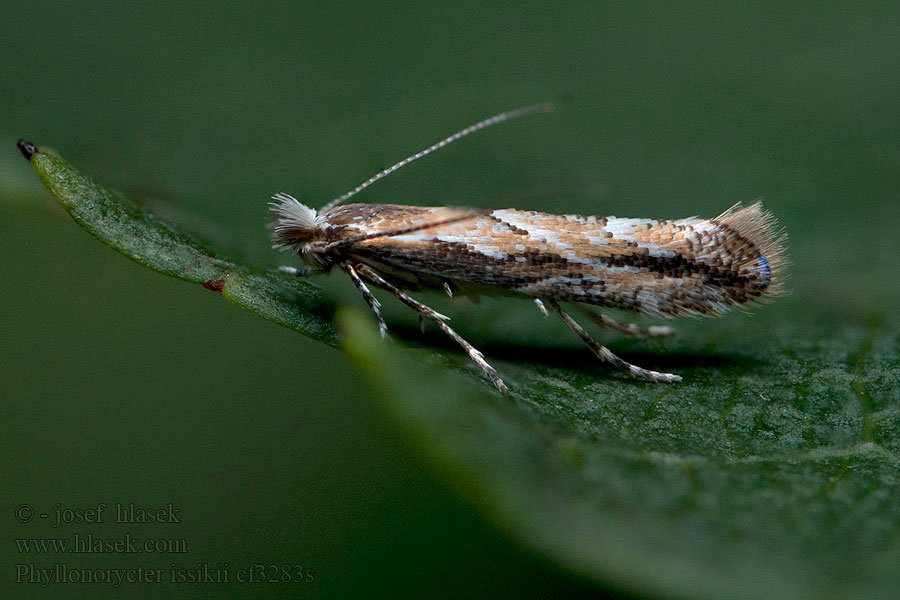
[575,305,675,338]
[278,265,322,277]
[548,300,682,383]
[343,263,388,339]
[356,264,510,395]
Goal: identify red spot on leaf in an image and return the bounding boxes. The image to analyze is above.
[202,279,225,292]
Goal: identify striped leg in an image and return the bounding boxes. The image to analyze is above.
[278,265,323,277]
[356,264,509,395]
[575,305,676,338]
[548,300,681,383]
[343,263,388,339]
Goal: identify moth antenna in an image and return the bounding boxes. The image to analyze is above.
[319,103,553,215]
[325,212,484,250]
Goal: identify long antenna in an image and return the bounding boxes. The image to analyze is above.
[319,103,553,215]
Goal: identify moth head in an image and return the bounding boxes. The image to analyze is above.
[269,192,329,261]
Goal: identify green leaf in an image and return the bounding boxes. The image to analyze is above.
[339,307,900,600]
[20,143,900,599]
[23,144,337,345]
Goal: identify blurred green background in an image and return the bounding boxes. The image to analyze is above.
[3,2,899,598]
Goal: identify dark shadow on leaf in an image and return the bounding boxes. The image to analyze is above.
[387,323,768,379]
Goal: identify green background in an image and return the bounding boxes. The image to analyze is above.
[3,2,899,599]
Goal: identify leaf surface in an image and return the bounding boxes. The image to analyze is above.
[23,145,900,599]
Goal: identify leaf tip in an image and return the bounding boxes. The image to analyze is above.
[17,139,38,161]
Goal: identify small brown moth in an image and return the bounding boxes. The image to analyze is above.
[271,105,786,394]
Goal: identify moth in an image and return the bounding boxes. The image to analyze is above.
[271,105,786,394]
